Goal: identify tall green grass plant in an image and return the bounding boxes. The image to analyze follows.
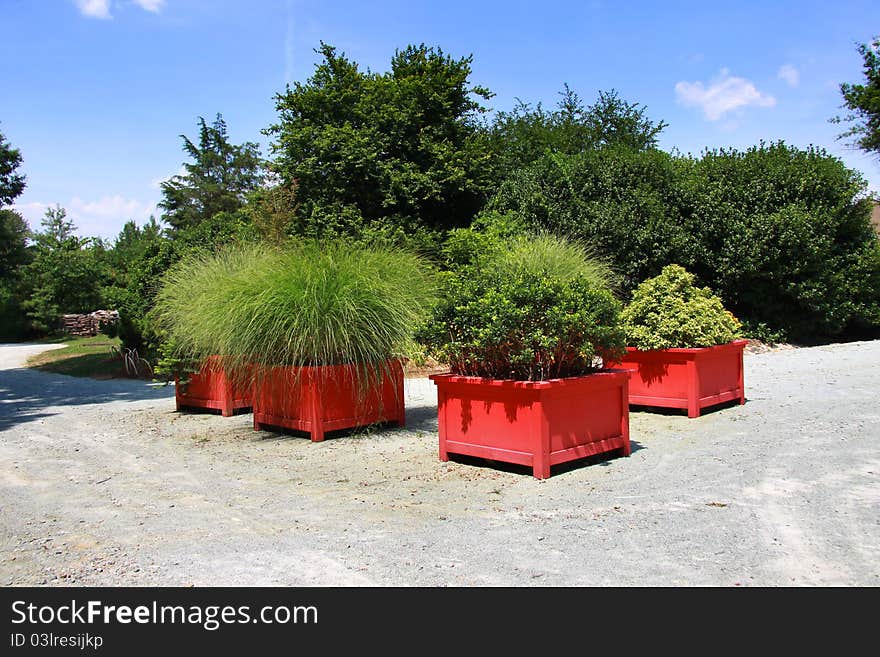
[154,241,437,386]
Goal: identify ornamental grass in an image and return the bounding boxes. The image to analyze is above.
[153,240,437,386]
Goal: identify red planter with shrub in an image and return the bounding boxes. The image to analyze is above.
[175,356,252,417]
[614,339,747,418]
[252,360,405,441]
[431,370,630,479]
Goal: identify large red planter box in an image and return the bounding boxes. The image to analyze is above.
[175,356,252,417]
[614,339,747,418]
[429,370,630,479]
[252,361,405,441]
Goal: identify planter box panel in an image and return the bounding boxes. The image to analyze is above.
[615,340,747,418]
[626,357,689,402]
[437,382,540,454]
[431,370,630,479]
[697,351,744,402]
[441,441,535,468]
[175,356,252,417]
[544,381,627,454]
[253,361,405,441]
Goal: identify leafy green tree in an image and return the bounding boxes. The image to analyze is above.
[159,114,264,233]
[267,42,494,237]
[0,126,26,205]
[0,127,31,339]
[489,141,879,340]
[833,36,880,157]
[584,89,668,151]
[0,209,30,279]
[0,209,32,339]
[105,210,257,354]
[486,86,667,179]
[105,217,163,273]
[22,206,105,333]
[681,142,880,339]
[489,146,690,292]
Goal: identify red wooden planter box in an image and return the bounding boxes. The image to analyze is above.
[613,339,747,418]
[429,370,631,479]
[175,356,252,417]
[252,361,405,441]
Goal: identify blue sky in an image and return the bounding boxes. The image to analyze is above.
[2,0,879,240]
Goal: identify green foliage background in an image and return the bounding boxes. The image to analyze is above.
[2,42,879,356]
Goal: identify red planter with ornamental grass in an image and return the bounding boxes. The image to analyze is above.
[252,361,405,441]
[154,241,437,444]
[175,356,252,417]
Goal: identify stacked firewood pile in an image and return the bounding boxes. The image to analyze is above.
[60,310,120,337]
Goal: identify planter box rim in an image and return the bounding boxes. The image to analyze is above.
[429,368,630,389]
[625,339,748,355]
[254,359,403,371]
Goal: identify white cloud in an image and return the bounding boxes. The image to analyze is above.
[68,195,155,219]
[14,196,159,240]
[778,64,800,88]
[11,202,50,228]
[150,166,186,190]
[132,0,165,12]
[674,68,777,121]
[75,0,112,19]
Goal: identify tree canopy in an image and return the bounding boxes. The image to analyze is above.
[22,206,106,333]
[0,126,26,206]
[486,86,668,180]
[159,114,264,233]
[834,35,880,158]
[266,42,494,237]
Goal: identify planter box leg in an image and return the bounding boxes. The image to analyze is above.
[533,459,550,480]
[308,384,324,442]
[310,425,325,442]
[396,399,406,427]
[620,383,632,456]
[533,411,550,479]
[437,390,448,461]
[686,359,700,418]
[253,415,262,432]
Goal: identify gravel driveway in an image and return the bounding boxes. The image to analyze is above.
[1,340,877,586]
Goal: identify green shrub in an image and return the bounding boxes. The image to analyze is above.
[420,234,625,380]
[680,143,880,340]
[488,147,690,292]
[153,240,437,382]
[622,264,742,350]
[487,142,880,341]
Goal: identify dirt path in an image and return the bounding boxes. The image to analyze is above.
[1,341,878,586]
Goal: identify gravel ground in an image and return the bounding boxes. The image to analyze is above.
[0,340,877,586]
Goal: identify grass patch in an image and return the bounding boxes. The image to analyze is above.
[26,335,126,379]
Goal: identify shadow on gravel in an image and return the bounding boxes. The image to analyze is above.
[447,439,645,479]
[0,367,175,432]
[629,398,744,417]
